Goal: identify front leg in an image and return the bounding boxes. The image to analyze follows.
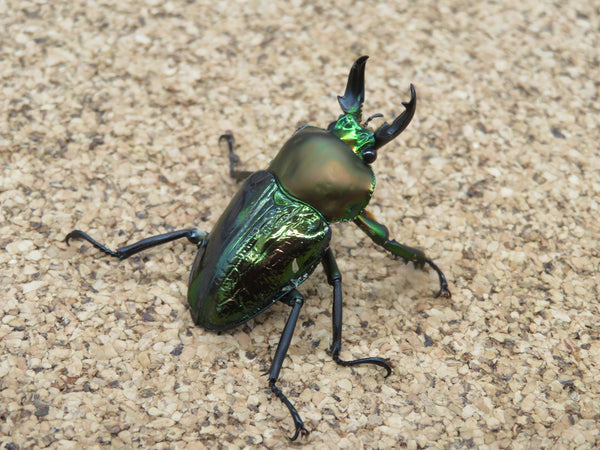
[354,210,451,298]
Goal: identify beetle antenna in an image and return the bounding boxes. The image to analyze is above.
[337,56,368,121]
[362,113,383,128]
[373,84,416,150]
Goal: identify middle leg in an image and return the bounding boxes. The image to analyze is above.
[321,248,392,377]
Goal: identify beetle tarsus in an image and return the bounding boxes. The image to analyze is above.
[269,380,310,441]
[424,257,451,298]
[332,354,393,378]
[65,230,121,258]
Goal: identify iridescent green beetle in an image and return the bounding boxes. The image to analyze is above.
[66,56,451,440]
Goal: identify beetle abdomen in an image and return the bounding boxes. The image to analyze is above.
[188,170,331,331]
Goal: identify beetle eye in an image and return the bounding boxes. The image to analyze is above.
[362,149,377,164]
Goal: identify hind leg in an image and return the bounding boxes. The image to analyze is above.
[219,134,253,182]
[65,228,208,260]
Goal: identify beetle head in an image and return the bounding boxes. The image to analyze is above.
[328,56,416,165]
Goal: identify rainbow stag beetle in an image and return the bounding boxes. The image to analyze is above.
[66,56,451,440]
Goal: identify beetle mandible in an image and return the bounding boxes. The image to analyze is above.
[66,56,451,440]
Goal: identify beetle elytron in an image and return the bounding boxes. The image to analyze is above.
[66,56,451,439]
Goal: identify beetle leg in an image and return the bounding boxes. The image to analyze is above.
[322,248,393,377]
[267,289,309,440]
[65,228,208,260]
[354,210,451,298]
[219,134,253,182]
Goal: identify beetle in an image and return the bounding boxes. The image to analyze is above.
[66,56,451,440]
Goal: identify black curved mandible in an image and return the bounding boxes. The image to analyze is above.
[337,55,369,120]
[373,84,416,150]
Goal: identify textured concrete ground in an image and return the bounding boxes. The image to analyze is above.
[1,0,599,448]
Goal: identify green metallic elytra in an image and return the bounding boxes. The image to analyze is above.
[269,126,375,222]
[64,56,451,441]
[187,170,331,331]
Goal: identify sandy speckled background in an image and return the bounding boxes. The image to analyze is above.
[1,0,599,448]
